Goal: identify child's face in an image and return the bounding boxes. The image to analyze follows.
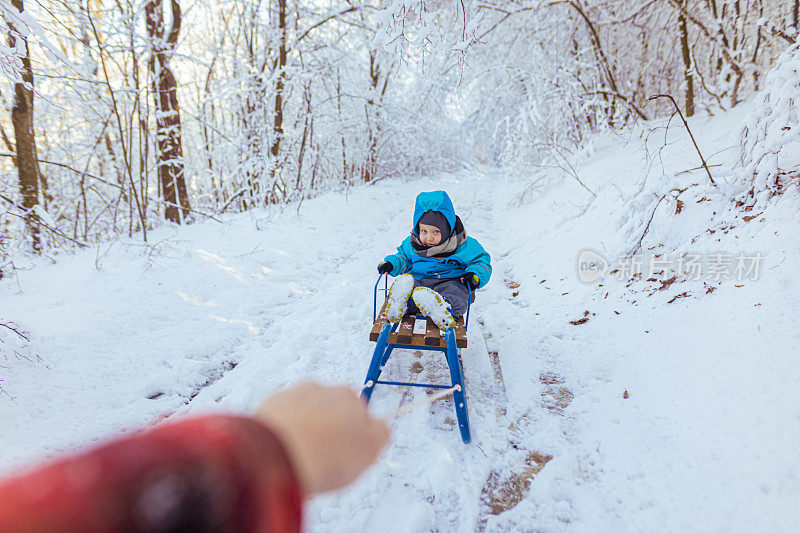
[418,223,443,246]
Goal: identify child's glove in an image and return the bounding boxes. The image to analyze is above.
[377,261,393,274]
[461,273,480,290]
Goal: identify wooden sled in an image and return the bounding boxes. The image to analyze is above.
[361,274,472,443]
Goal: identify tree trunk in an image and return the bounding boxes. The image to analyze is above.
[337,68,347,181]
[8,0,41,251]
[556,1,619,126]
[145,0,190,224]
[269,0,287,203]
[296,82,312,191]
[679,2,695,117]
[363,51,390,183]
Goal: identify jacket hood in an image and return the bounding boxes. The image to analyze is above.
[412,191,457,235]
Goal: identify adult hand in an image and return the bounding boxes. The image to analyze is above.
[256,382,390,496]
[461,273,480,290]
[377,261,392,274]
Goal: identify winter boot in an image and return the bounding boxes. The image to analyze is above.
[385,274,415,322]
[411,286,456,331]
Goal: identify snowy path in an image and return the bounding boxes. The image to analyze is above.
[3,111,800,531]
[0,173,573,531]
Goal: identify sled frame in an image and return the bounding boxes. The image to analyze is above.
[362,273,472,443]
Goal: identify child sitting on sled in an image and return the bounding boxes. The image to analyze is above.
[377,190,492,330]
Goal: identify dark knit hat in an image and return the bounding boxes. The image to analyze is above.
[417,210,451,240]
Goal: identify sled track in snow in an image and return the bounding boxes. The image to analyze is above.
[473,284,574,531]
[382,315,568,530]
[355,270,578,530]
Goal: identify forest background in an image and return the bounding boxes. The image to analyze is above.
[1,0,798,258]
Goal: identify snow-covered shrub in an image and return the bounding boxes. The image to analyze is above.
[0,3,64,85]
[737,42,800,198]
[0,3,25,84]
[373,0,481,58]
[0,321,43,400]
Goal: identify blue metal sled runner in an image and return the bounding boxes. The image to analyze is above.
[362,274,472,443]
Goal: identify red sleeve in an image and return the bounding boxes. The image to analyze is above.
[0,415,303,533]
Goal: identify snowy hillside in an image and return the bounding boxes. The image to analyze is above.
[2,103,799,532]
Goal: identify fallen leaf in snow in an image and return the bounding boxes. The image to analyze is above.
[667,291,690,303]
[570,317,589,325]
[659,275,678,291]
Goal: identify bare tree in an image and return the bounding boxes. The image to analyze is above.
[269,0,288,202]
[363,50,392,183]
[678,0,694,117]
[145,0,191,224]
[7,0,41,251]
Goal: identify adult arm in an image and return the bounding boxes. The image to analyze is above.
[0,383,390,533]
[0,415,302,532]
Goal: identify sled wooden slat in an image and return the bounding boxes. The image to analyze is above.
[369,300,467,348]
[369,301,390,341]
[455,320,467,343]
[424,318,440,346]
[396,317,414,345]
[411,318,428,346]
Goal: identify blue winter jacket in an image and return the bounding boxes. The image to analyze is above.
[383,191,492,288]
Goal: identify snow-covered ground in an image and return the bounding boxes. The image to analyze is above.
[2,105,799,532]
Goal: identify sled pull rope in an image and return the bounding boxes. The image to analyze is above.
[389,384,461,420]
[360,381,461,419]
